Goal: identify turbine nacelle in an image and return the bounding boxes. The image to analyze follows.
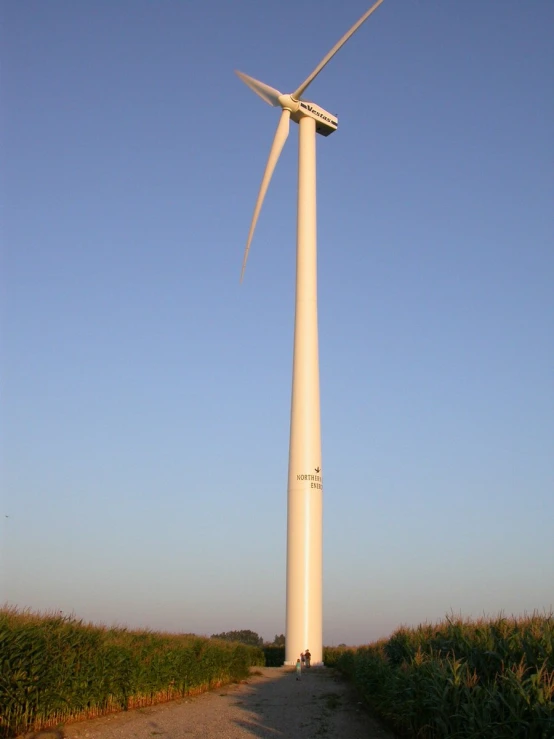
[277,93,337,136]
[294,100,337,136]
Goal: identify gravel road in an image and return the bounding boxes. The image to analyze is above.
[40,667,396,739]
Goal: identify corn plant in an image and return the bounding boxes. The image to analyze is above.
[0,607,264,737]
[333,612,554,739]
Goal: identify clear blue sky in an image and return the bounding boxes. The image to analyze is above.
[2,0,553,645]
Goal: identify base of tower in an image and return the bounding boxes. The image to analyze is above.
[283,661,325,667]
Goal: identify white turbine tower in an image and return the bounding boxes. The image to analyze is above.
[237,0,385,666]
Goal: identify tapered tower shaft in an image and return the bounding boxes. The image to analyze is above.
[285,115,323,666]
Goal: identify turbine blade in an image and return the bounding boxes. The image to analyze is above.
[235,70,282,107]
[292,0,385,99]
[241,109,291,282]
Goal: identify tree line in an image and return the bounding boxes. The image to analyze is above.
[211,630,285,647]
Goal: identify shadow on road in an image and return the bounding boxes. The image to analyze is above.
[225,667,394,739]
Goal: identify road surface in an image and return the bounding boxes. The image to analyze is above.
[46,666,396,739]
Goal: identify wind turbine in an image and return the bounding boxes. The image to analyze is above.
[237,0,385,666]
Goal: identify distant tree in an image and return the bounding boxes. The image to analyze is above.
[272,634,285,647]
[211,629,264,647]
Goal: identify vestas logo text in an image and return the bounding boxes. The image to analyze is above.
[299,102,337,126]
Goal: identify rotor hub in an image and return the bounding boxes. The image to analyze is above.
[278,93,300,113]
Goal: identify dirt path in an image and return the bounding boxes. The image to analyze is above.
[55,667,396,739]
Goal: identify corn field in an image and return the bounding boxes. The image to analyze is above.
[326,613,554,738]
[0,607,264,737]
